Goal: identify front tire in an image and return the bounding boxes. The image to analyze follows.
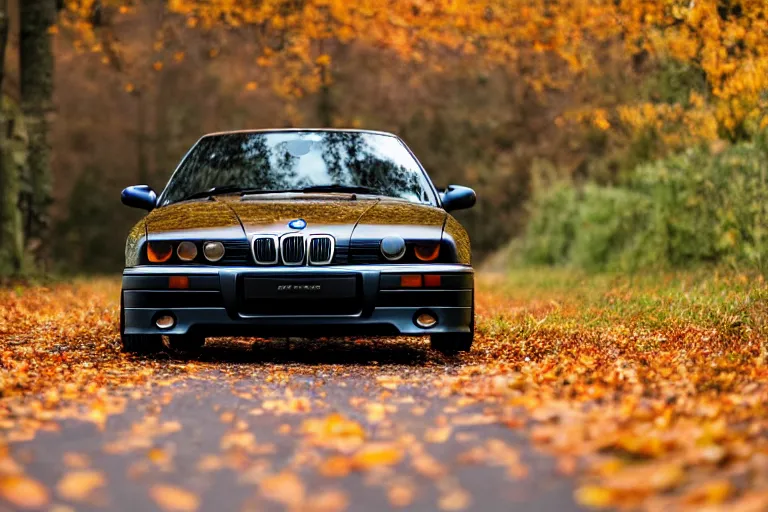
[120,293,163,354]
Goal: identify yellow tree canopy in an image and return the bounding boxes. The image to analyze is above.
[61,0,768,143]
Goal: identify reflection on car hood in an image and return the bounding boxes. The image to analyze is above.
[145,200,244,240]
[145,195,447,243]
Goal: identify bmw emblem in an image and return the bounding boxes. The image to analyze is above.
[288,219,307,230]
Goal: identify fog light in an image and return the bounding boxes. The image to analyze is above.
[415,312,437,329]
[155,314,175,329]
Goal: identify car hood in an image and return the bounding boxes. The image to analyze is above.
[145,194,447,243]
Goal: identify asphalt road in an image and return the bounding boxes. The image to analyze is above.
[4,337,578,512]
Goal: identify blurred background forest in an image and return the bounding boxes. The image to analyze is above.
[0,0,766,275]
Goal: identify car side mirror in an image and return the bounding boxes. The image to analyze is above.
[441,185,476,212]
[121,185,157,211]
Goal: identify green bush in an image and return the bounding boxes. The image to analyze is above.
[568,185,654,272]
[522,183,579,266]
[522,137,768,273]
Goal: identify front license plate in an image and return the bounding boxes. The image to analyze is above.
[243,275,357,300]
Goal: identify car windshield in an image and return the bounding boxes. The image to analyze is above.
[159,131,437,206]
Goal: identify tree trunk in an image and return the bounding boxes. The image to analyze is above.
[0,0,6,91]
[317,58,334,127]
[20,0,55,264]
[0,0,23,274]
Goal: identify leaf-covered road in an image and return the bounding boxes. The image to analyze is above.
[5,356,574,511]
[1,274,767,511]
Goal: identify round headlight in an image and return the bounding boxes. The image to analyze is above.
[380,236,406,261]
[177,241,198,261]
[203,241,225,262]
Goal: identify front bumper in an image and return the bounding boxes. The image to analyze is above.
[122,264,474,337]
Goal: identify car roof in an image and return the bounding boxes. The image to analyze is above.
[201,128,399,138]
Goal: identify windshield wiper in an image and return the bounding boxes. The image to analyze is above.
[179,185,278,202]
[179,184,381,202]
[297,184,380,195]
[178,185,246,201]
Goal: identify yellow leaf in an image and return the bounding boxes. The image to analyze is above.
[319,456,351,477]
[411,453,447,478]
[153,61,164,72]
[305,489,348,512]
[575,485,614,508]
[316,54,331,67]
[388,483,415,508]
[0,475,49,509]
[259,471,305,507]
[149,485,200,512]
[219,431,255,450]
[56,470,105,502]
[425,426,452,443]
[147,447,170,465]
[245,82,259,91]
[683,480,733,505]
[376,375,403,390]
[351,443,403,470]
[438,487,471,510]
[301,413,365,452]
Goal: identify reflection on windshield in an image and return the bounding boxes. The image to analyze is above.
[160,131,434,206]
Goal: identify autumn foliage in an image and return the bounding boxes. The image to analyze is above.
[1,273,767,509]
[61,0,768,143]
[16,0,753,269]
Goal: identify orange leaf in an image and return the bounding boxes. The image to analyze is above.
[149,485,200,512]
[56,470,106,502]
[0,475,49,509]
[259,471,305,507]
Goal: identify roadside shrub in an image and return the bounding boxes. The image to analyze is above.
[522,137,768,273]
[568,185,654,272]
[523,183,579,266]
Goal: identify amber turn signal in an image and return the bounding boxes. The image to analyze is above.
[414,244,440,262]
[147,241,173,263]
[169,276,189,289]
[400,275,423,288]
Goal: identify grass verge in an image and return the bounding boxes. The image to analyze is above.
[452,269,768,509]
